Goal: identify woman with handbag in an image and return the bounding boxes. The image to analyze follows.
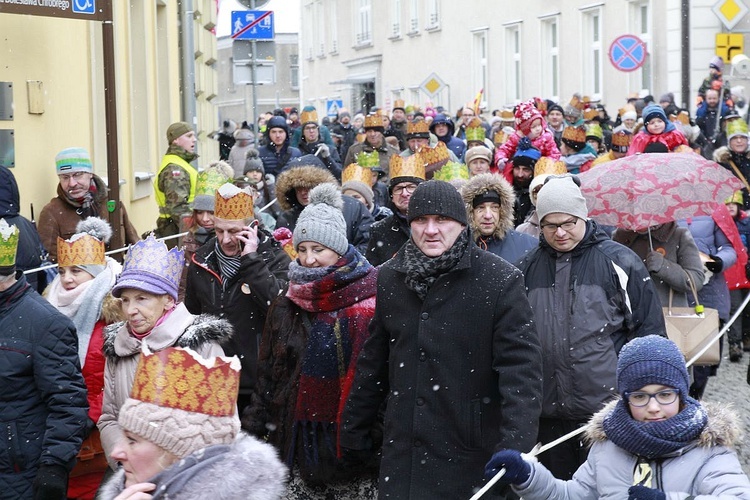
[43,217,123,499]
[242,183,379,499]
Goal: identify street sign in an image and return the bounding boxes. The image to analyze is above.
[0,0,110,21]
[420,73,446,97]
[231,11,275,40]
[713,0,749,31]
[608,35,647,72]
[326,100,344,118]
[717,33,745,64]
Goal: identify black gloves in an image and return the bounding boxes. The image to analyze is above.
[483,449,531,485]
[33,464,68,500]
[705,255,723,273]
[628,485,666,500]
[340,447,375,470]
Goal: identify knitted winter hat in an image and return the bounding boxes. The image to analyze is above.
[118,346,241,459]
[293,183,348,255]
[55,147,94,175]
[643,103,668,126]
[616,335,690,399]
[515,100,543,136]
[244,148,265,175]
[709,55,725,72]
[233,128,255,142]
[407,180,468,225]
[112,235,184,301]
[535,174,588,222]
[465,146,493,166]
[166,122,192,144]
[512,137,542,167]
[342,180,374,211]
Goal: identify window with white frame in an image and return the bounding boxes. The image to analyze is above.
[410,88,420,107]
[290,54,299,89]
[540,16,560,102]
[473,29,488,108]
[409,0,419,34]
[391,0,401,38]
[505,24,522,103]
[356,0,372,45]
[315,0,325,56]
[632,1,651,94]
[581,8,603,99]
[330,1,339,53]
[427,0,440,29]
[303,2,314,59]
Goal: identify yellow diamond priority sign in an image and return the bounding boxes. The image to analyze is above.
[713,0,749,31]
[420,73,446,97]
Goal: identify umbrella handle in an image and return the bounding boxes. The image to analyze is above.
[647,226,654,251]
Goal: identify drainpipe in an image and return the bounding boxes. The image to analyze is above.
[681,0,690,110]
[180,0,197,130]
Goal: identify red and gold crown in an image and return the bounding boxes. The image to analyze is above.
[390,154,426,181]
[562,125,587,144]
[214,183,254,220]
[364,114,384,129]
[130,346,240,417]
[342,164,373,185]
[406,120,430,138]
[534,156,567,176]
[418,141,450,176]
[57,234,105,267]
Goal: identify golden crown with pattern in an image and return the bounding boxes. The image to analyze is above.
[389,154,426,181]
[364,114,384,129]
[57,235,105,267]
[214,183,254,220]
[406,120,430,137]
[534,156,568,176]
[562,125,587,144]
[0,219,18,269]
[342,164,373,185]
[611,130,633,147]
[493,129,510,145]
[418,140,450,174]
[130,346,240,417]
[300,108,318,126]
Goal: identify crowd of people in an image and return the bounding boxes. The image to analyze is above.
[2,54,750,499]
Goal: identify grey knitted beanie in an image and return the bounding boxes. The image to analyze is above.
[293,183,349,255]
[535,174,588,222]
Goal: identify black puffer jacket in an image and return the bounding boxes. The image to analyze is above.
[365,211,410,266]
[0,166,44,292]
[0,274,90,498]
[184,230,290,402]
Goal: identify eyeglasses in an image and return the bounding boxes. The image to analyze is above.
[392,184,418,195]
[540,218,579,233]
[58,171,90,183]
[625,389,679,407]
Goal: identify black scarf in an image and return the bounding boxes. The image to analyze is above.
[402,229,469,300]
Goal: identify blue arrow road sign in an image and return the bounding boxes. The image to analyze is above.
[232,11,274,40]
[608,35,647,72]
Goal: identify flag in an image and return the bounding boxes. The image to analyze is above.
[472,88,484,115]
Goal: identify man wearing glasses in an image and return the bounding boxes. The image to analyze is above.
[38,147,140,262]
[365,155,425,266]
[517,174,665,481]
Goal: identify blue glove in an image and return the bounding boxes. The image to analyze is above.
[628,485,666,500]
[483,449,531,484]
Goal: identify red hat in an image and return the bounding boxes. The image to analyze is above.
[515,100,544,136]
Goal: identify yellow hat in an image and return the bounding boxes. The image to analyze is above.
[534,156,567,176]
[726,190,744,205]
[364,114,384,130]
[389,154,426,182]
[342,164,373,185]
[214,183,254,220]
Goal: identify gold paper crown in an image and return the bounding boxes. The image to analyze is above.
[568,94,591,111]
[300,108,318,125]
[57,235,105,267]
[390,154,426,181]
[342,164,373,185]
[355,151,380,168]
[214,183,254,220]
[583,108,598,121]
[611,130,633,147]
[0,219,19,269]
[364,114,384,129]
[418,141,450,175]
[493,129,509,145]
[393,99,406,111]
[500,109,515,121]
[562,125,587,144]
[619,104,636,117]
[406,120,430,137]
[465,118,486,142]
[130,346,240,417]
[534,157,567,177]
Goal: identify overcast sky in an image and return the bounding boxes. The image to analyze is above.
[216,0,300,37]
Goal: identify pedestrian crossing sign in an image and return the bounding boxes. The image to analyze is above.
[327,99,343,118]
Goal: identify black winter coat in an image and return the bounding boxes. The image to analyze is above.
[184,231,290,399]
[341,240,543,499]
[365,211,409,266]
[0,275,90,499]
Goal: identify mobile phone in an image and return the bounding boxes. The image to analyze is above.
[249,219,259,229]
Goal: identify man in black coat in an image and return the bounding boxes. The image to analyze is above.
[184,184,290,413]
[341,180,543,499]
[0,220,89,499]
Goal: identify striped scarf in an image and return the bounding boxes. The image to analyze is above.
[214,240,241,287]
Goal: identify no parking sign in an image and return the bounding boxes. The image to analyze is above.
[608,35,647,72]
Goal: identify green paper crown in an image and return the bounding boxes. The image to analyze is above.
[433,161,469,181]
[465,126,486,143]
[355,151,380,169]
[0,219,19,268]
[195,168,232,197]
[726,118,749,138]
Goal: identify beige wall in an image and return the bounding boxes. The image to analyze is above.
[0,1,219,239]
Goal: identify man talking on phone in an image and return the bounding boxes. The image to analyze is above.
[184,183,290,412]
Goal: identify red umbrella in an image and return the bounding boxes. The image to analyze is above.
[578,152,744,231]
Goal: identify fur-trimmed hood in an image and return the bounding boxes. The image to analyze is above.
[274,165,337,211]
[586,399,742,449]
[714,145,750,164]
[460,173,516,241]
[102,312,233,358]
[98,433,288,500]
